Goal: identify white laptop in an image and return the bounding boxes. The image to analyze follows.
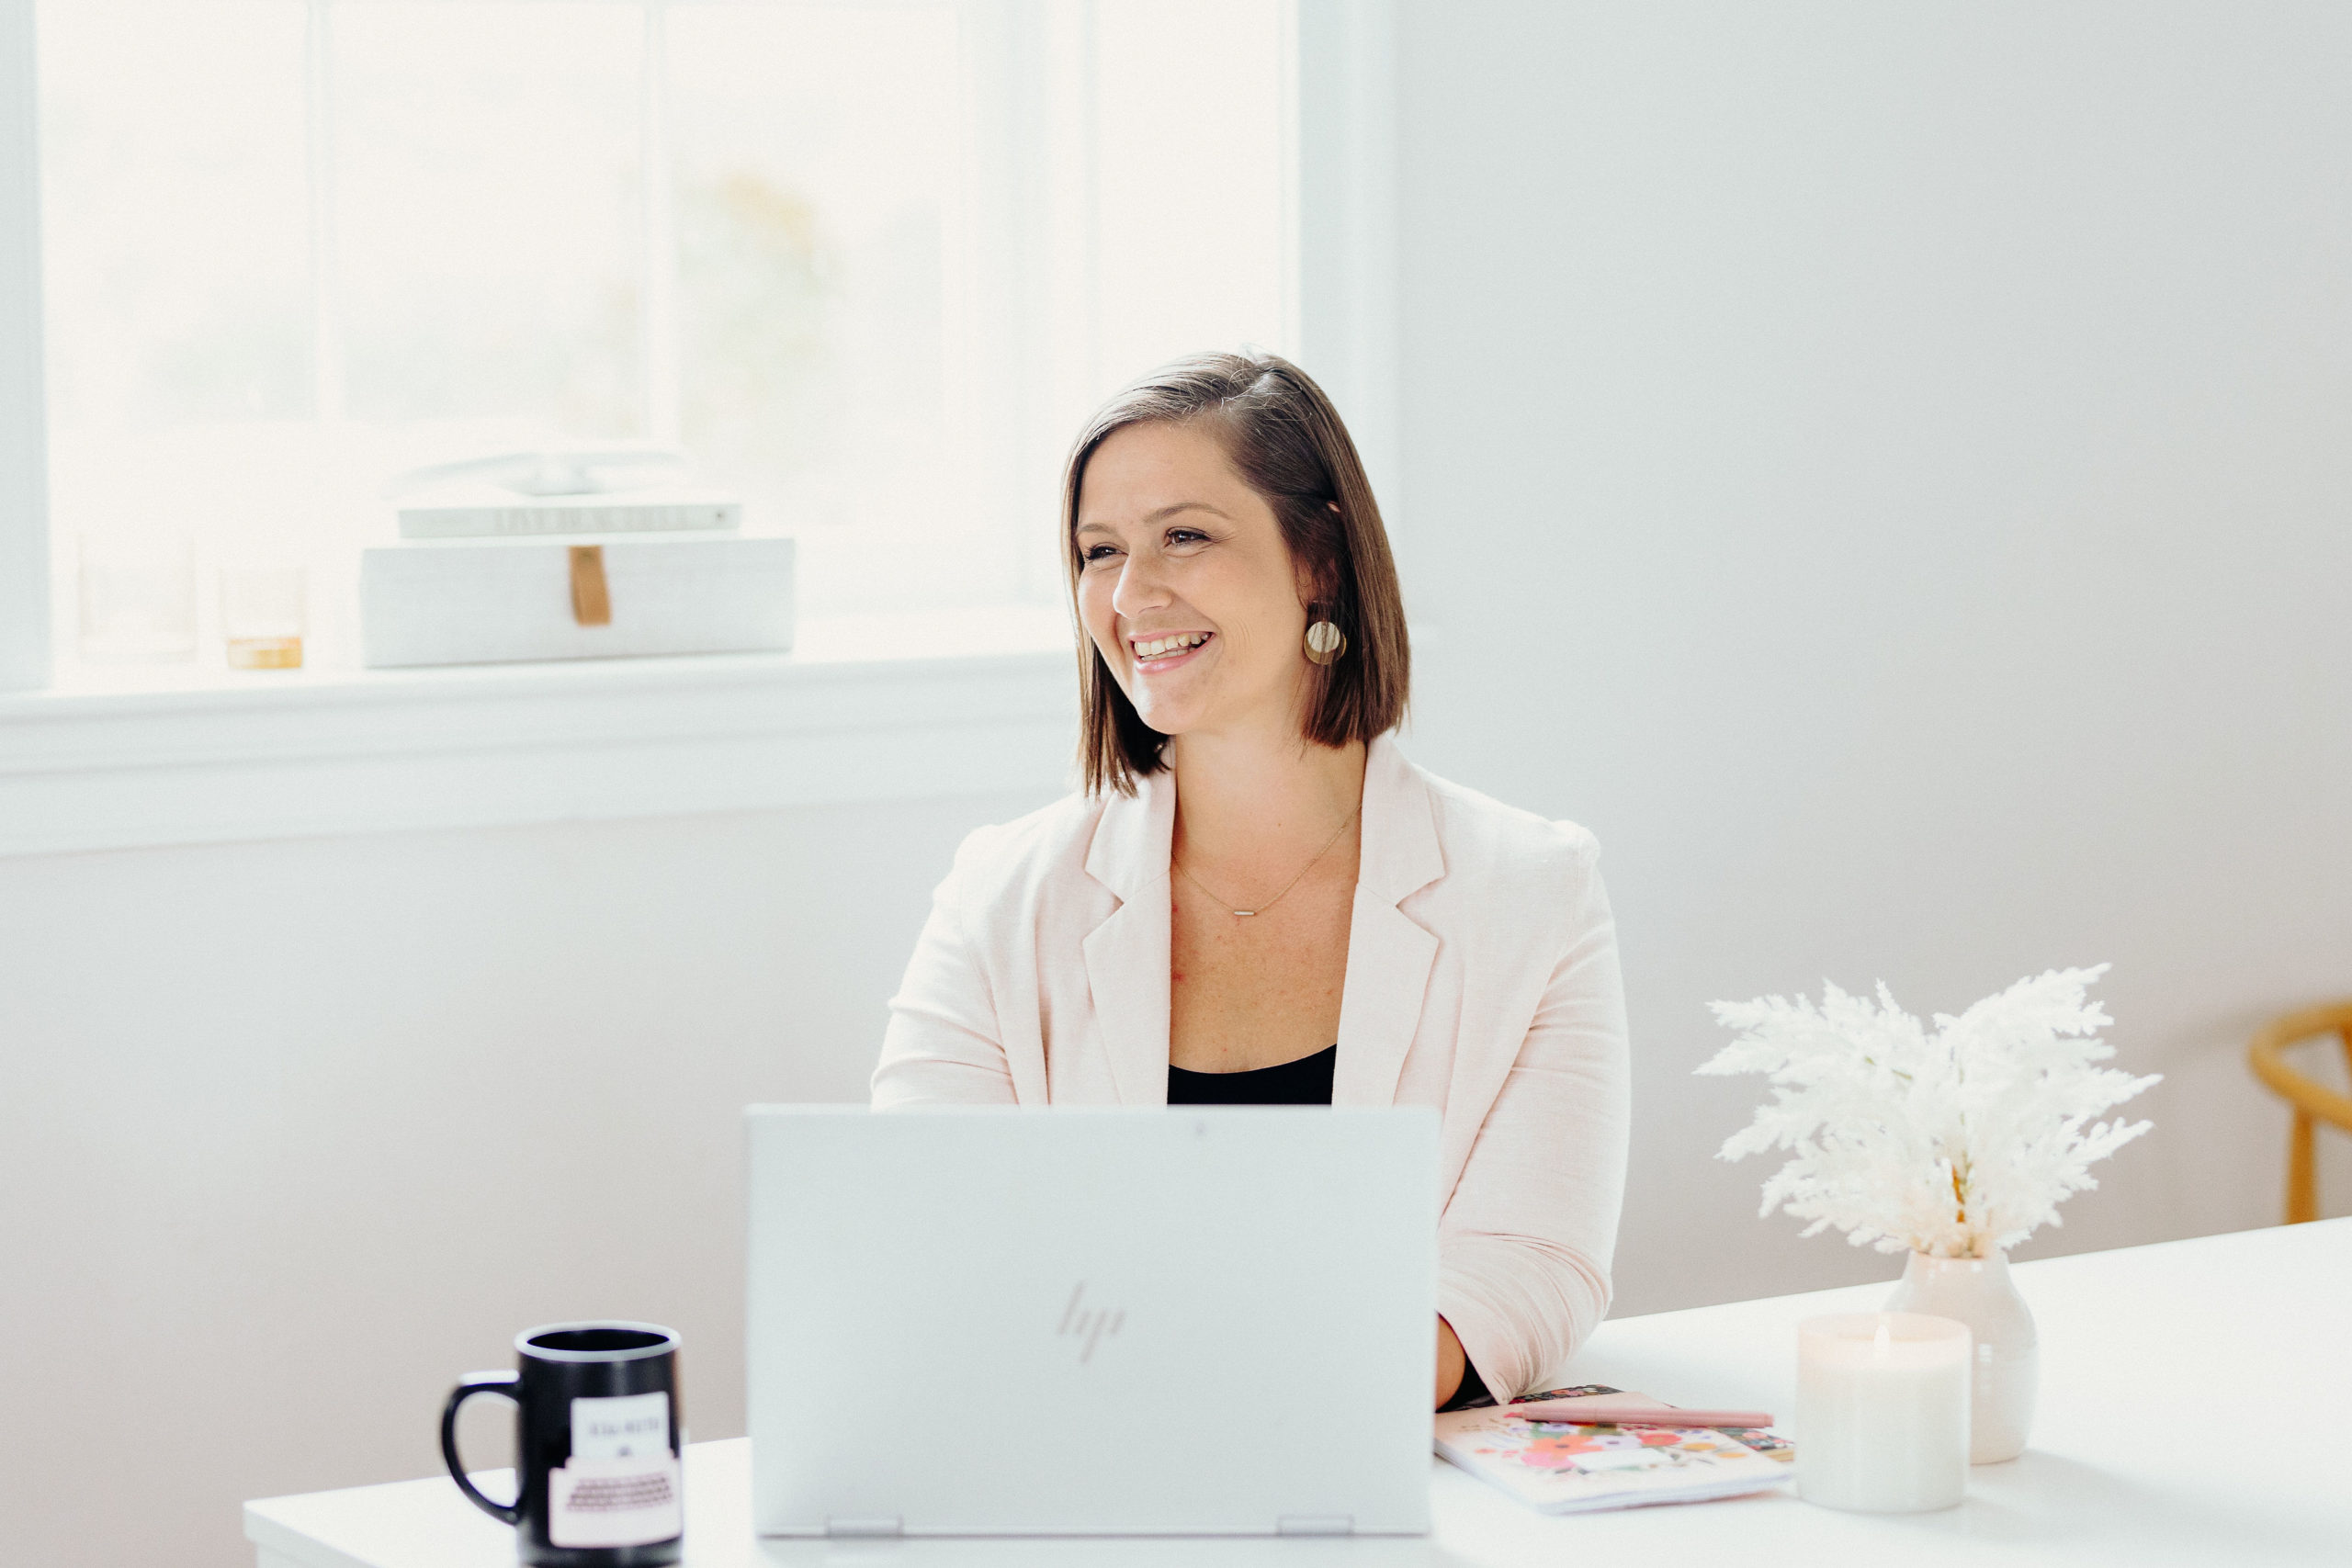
[744,1104,1437,1538]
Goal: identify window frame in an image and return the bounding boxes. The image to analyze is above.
[0,0,1400,855]
[1,0,50,695]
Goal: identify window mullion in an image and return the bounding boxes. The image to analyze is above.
[305,0,345,426]
[1275,0,1301,359]
[641,0,679,447]
[1043,0,1097,450]
[0,0,51,692]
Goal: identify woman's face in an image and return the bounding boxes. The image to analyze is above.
[1074,419,1315,743]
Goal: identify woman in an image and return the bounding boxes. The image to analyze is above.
[873,352,1629,1410]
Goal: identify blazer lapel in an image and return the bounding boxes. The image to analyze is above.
[1334,735,1446,1107]
[1081,771,1177,1105]
[1079,740,1439,1109]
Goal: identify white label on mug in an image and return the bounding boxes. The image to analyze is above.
[571,1391,669,1461]
[549,1454,683,1549]
[550,1392,680,1549]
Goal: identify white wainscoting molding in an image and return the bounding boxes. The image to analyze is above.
[0,641,1080,858]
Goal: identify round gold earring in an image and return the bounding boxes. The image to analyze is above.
[1304,619,1347,665]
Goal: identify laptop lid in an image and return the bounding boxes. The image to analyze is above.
[745,1104,1437,1537]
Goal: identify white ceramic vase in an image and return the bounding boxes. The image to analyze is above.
[1882,1248,2037,1463]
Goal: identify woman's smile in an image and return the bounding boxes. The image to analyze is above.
[1128,629,1216,674]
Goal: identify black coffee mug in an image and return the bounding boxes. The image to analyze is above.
[442,1321,684,1567]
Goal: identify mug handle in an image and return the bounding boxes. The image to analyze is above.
[440,1371,524,1525]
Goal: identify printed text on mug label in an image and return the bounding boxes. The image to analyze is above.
[571,1391,669,1461]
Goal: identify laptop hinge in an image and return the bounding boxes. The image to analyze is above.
[823,1517,903,1538]
[1278,1515,1354,1536]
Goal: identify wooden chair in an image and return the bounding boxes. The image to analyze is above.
[2246,1001,2352,1224]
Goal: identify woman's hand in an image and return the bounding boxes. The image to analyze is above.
[1434,1316,1466,1409]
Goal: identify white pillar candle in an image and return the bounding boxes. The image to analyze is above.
[1796,1312,1971,1513]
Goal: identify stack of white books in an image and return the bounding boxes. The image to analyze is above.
[359,463,795,669]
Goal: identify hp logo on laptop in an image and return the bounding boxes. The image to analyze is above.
[1057,1283,1125,1364]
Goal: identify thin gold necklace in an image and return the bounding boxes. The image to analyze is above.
[1175,807,1360,919]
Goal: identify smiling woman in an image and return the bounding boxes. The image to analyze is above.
[873,352,1632,1413]
[1065,361,1408,798]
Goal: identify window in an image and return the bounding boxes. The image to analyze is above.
[29,0,1295,677]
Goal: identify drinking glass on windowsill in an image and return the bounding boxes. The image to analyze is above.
[220,562,307,670]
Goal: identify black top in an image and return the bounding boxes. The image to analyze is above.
[1165,1043,1337,1105]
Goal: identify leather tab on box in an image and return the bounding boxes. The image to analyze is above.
[569,545,612,626]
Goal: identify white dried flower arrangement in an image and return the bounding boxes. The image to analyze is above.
[1698,964,2159,1259]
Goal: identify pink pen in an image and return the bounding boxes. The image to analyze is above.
[1504,1398,1774,1428]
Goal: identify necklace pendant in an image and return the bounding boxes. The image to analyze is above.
[1233,909,1256,918]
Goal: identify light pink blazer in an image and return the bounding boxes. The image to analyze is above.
[871,732,1632,1399]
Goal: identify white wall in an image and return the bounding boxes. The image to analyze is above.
[1386,0,2352,1317]
[0,794,1050,1568]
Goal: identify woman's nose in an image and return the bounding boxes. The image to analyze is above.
[1111,554,1170,618]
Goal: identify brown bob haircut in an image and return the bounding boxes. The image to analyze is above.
[1064,350,1409,796]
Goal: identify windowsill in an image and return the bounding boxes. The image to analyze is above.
[0,608,1080,857]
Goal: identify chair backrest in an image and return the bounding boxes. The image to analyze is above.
[2246,1000,2352,1224]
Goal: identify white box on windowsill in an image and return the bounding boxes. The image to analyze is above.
[359,533,794,668]
[394,485,743,539]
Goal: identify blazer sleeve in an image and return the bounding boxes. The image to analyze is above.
[870,826,1020,1106]
[1435,834,1633,1399]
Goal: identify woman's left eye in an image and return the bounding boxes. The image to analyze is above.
[1167,528,1209,547]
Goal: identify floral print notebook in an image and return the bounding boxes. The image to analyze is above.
[1432,1384,1793,1515]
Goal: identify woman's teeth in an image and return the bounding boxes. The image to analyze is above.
[1134,633,1210,660]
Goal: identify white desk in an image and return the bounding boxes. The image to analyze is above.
[248,1220,2352,1568]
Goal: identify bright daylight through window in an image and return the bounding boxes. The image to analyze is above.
[32,0,1294,682]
